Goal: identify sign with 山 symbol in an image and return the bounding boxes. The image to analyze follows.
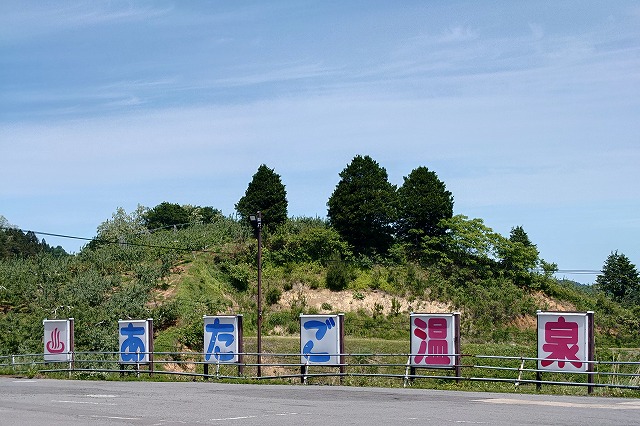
[43,318,73,362]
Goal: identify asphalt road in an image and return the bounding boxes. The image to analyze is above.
[1,377,639,425]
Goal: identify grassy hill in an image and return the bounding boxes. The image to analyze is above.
[1,216,639,361]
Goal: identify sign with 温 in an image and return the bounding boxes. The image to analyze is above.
[118,319,150,364]
[537,312,591,372]
[410,313,457,367]
[300,314,341,365]
[43,319,72,362]
[203,315,240,363]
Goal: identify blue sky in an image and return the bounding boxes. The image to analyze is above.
[1,1,639,283]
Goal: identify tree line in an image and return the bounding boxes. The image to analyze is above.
[2,154,638,305]
[1,155,639,356]
[0,216,66,259]
[234,154,640,302]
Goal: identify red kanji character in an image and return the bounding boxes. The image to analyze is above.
[413,317,451,365]
[426,318,450,365]
[425,339,450,365]
[427,317,448,339]
[413,318,428,363]
[541,316,582,368]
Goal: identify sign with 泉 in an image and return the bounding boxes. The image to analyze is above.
[537,311,592,372]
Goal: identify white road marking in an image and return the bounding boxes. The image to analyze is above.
[12,380,37,383]
[210,412,301,422]
[86,394,118,398]
[476,398,640,410]
[52,399,117,406]
[89,415,140,420]
[210,415,257,421]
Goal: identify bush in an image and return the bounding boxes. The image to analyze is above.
[326,257,350,291]
[223,262,251,291]
[266,287,282,305]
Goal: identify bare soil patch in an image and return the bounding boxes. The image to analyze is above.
[277,283,451,316]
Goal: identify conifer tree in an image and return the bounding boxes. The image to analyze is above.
[596,251,640,304]
[396,166,453,254]
[327,155,397,256]
[235,164,288,226]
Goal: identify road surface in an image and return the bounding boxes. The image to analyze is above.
[1,377,639,425]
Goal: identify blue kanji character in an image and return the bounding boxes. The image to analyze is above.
[205,318,235,361]
[302,317,336,362]
[120,322,146,362]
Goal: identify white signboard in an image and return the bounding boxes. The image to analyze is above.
[203,315,240,363]
[410,313,457,367]
[300,314,341,365]
[43,319,72,362]
[118,319,150,364]
[537,312,591,372]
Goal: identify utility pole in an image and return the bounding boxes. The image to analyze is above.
[250,211,263,377]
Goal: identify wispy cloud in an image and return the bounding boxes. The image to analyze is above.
[0,1,172,42]
[438,25,479,43]
[1,1,639,272]
[209,62,342,88]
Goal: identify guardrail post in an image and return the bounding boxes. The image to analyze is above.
[136,348,140,378]
[515,357,525,388]
[403,356,412,388]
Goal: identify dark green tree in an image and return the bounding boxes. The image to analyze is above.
[0,216,66,259]
[499,226,540,287]
[396,166,453,254]
[596,251,640,304]
[235,164,288,226]
[508,226,532,246]
[143,202,191,231]
[327,155,397,256]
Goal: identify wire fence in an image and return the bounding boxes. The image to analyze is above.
[2,351,640,394]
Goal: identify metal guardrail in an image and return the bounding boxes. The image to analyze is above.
[2,351,639,393]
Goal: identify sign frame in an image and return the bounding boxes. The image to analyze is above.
[536,311,594,374]
[299,314,344,366]
[118,319,152,365]
[203,315,243,364]
[43,318,74,362]
[409,313,460,369]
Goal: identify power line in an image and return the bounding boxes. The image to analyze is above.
[1,226,605,274]
[0,226,235,255]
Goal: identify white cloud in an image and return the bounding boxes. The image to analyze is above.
[438,26,478,43]
[2,1,640,272]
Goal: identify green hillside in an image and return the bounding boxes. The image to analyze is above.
[1,211,638,359]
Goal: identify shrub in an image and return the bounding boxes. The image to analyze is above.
[266,287,282,305]
[326,257,350,291]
